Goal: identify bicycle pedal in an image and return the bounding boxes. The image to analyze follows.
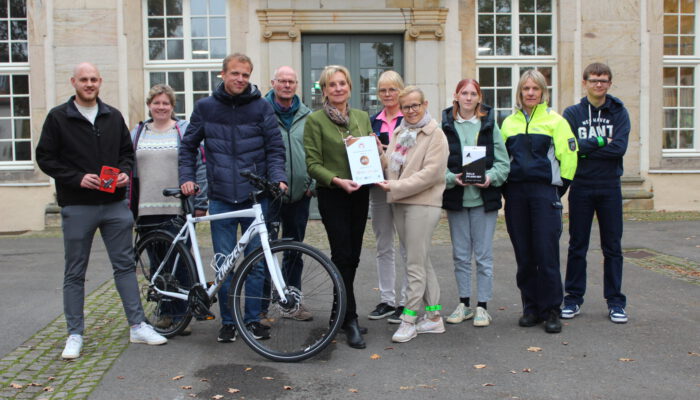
[194,311,216,321]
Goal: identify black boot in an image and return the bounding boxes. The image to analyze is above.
[544,309,562,333]
[342,318,366,349]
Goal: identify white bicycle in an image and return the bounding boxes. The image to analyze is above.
[134,171,346,362]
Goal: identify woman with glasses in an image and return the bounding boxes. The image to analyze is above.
[304,65,373,349]
[375,86,449,343]
[441,79,510,328]
[367,71,408,324]
[500,69,578,334]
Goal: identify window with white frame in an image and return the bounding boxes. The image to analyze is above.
[144,0,226,119]
[663,0,698,153]
[0,0,30,166]
[476,0,555,125]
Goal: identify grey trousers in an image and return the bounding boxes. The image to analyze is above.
[61,201,145,335]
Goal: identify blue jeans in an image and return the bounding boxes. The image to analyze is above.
[210,198,268,325]
[268,195,311,288]
[565,181,626,308]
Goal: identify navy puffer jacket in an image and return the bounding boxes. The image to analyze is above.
[179,82,286,204]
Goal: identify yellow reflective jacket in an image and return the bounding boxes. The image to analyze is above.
[500,103,578,186]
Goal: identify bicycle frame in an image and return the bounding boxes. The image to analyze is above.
[147,202,288,305]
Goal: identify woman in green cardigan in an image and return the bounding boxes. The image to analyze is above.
[303,65,373,349]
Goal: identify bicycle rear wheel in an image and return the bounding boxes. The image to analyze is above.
[135,230,196,338]
[231,241,346,362]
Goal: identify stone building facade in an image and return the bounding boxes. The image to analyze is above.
[0,0,698,232]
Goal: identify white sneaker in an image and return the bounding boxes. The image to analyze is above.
[473,306,492,327]
[130,322,168,345]
[61,334,83,359]
[446,303,474,324]
[416,316,446,334]
[392,321,417,343]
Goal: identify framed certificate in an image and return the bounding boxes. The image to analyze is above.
[345,136,384,185]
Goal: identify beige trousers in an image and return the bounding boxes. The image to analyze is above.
[392,203,442,323]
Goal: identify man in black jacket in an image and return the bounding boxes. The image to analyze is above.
[36,62,167,360]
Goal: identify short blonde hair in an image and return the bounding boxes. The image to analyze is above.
[398,85,425,104]
[318,65,352,100]
[146,84,176,119]
[377,70,404,90]
[515,69,549,110]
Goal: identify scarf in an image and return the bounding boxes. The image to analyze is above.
[389,111,432,173]
[270,94,300,132]
[323,99,349,126]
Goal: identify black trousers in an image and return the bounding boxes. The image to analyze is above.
[317,185,370,322]
[503,182,564,319]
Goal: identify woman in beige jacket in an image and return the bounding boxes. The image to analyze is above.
[376,86,449,343]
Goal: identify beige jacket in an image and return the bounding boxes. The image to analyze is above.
[381,118,449,207]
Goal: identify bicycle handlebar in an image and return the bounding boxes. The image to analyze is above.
[240,171,284,199]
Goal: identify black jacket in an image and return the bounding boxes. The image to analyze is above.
[441,105,502,212]
[36,96,134,206]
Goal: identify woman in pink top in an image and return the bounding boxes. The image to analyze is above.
[367,71,408,324]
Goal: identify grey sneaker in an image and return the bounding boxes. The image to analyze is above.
[446,303,474,324]
[392,321,417,343]
[473,306,492,327]
[416,316,446,334]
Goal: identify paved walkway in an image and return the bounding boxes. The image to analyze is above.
[1,216,699,399]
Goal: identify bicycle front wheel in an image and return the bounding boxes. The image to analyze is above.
[135,230,196,338]
[231,241,346,362]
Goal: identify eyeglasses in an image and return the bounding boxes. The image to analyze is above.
[378,88,399,95]
[400,103,423,112]
[275,79,297,86]
[587,79,610,85]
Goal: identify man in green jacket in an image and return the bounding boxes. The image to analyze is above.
[264,66,314,321]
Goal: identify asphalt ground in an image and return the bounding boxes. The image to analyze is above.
[1,214,699,399]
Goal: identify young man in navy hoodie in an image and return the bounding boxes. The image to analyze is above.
[561,63,630,324]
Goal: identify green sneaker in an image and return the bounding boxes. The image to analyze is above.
[446,303,474,324]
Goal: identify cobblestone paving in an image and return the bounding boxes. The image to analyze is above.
[0,280,131,399]
[624,248,700,285]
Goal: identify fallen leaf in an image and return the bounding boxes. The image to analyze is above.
[370,354,381,360]
[510,370,518,374]
[181,386,192,390]
[227,388,240,393]
[188,395,197,398]
[43,387,54,392]
[473,364,487,369]
[172,375,185,381]
[212,396,224,400]
[400,386,414,390]
[283,385,293,390]
[29,382,42,387]
[527,346,542,352]
[688,352,700,356]
[10,383,22,389]
[522,368,532,373]
[116,376,125,380]
[498,306,506,310]
[245,367,253,372]
[47,377,55,381]
[385,346,394,350]
[372,287,379,291]
[561,342,569,346]
[331,340,337,344]
[262,376,274,380]
[482,383,495,387]
[200,378,208,382]
[618,358,635,362]
[349,388,359,393]
[417,384,435,389]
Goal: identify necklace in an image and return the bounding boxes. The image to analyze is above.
[335,114,356,142]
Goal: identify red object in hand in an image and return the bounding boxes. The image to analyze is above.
[99,166,120,193]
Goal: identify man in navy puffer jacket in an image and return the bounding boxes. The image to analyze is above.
[560,63,630,324]
[179,53,287,343]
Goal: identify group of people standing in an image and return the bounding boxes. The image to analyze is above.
[36,55,629,359]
